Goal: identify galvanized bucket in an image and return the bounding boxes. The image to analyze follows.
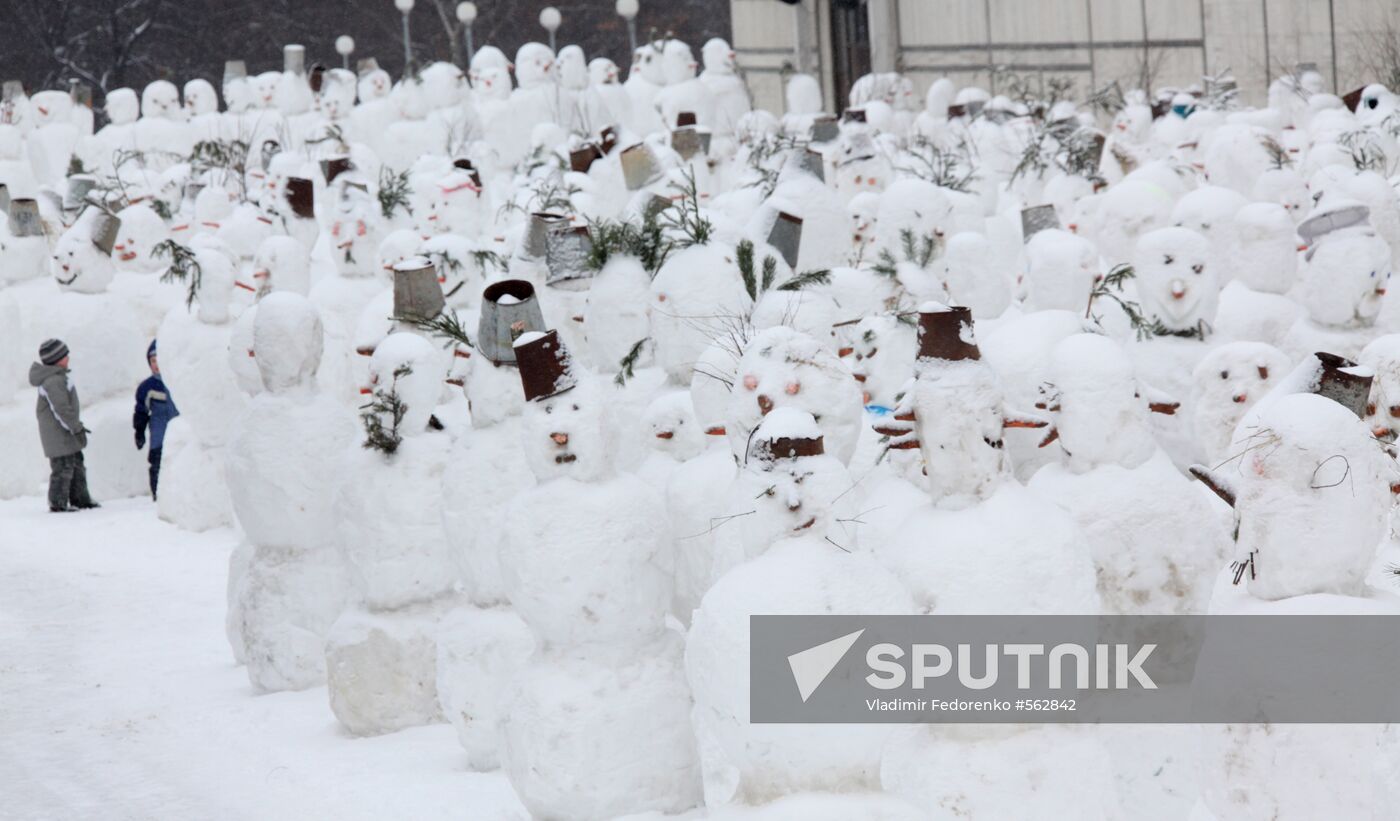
[478,279,546,365]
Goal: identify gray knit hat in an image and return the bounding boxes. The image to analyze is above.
[39,339,68,365]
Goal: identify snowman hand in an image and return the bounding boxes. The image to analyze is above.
[1003,409,1050,429]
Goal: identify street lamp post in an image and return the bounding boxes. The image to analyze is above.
[335,36,355,71]
[456,2,477,67]
[540,6,562,53]
[394,0,415,78]
[616,0,639,56]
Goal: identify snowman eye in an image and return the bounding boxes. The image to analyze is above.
[1367,402,1378,416]
[1390,405,1400,418]
[1219,370,1229,380]
[1163,254,1174,264]
[761,486,776,497]
[571,404,579,411]
[544,404,554,414]
[1257,366,1269,380]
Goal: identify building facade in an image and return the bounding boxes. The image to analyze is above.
[732,0,1399,114]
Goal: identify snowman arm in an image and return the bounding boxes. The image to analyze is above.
[1002,408,1049,429]
[1188,464,1237,508]
[1139,382,1181,415]
[872,378,918,448]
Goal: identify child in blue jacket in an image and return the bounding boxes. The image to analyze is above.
[133,339,179,499]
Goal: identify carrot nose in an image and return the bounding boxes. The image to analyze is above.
[1170,280,1186,299]
[359,387,372,395]
[655,431,674,440]
[853,373,867,383]
[838,346,853,357]
[1233,394,1246,404]
[551,433,569,445]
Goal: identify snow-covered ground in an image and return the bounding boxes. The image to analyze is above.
[0,496,526,821]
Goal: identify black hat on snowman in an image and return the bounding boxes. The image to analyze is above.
[285,177,315,220]
[514,329,578,402]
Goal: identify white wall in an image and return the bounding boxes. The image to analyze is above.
[730,0,1398,115]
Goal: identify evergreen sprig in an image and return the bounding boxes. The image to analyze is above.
[660,166,713,248]
[361,364,412,455]
[777,268,832,291]
[587,212,673,276]
[154,239,203,308]
[614,337,650,387]
[377,167,413,219]
[396,308,474,350]
[1084,263,1162,340]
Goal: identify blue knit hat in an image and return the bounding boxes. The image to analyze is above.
[147,339,157,360]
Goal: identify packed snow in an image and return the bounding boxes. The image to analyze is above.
[3,34,1400,821]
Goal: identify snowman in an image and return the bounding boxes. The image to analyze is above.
[939,230,1011,319]
[1190,390,1400,821]
[226,293,355,692]
[699,38,750,139]
[496,329,701,819]
[154,235,248,529]
[1358,334,1400,443]
[134,81,192,167]
[636,390,705,488]
[1282,201,1392,359]
[1022,228,1098,313]
[648,241,754,384]
[686,408,916,806]
[325,332,459,735]
[182,78,222,143]
[624,42,669,136]
[666,341,741,622]
[873,304,1100,613]
[1190,341,1292,465]
[870,307,1114,819]
[434,281,544,769]
[1215,202,1304,346]
[1028,333,1228,614]
[111,202,171,274]
[25,91,78,186]
[726,325,864,468]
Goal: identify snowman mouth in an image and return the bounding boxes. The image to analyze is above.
[119,251,138,261]
[55,272,78,286]
[793,517,816,532]
[554,453,577,464]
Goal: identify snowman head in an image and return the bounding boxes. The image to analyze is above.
[52,210,119,294]
[420,61,469,108]
[631,44,666,86]
[367,332,443,437]
[1024,228,1098,313]
[391,76,430,120]
[377,229,423,279]
[112,203,170,273]
[190,235,241,323]
[744,407,851,542]
[1044,333,1157,470]
[1359,334,1400,442]
[1232,202,1298,294]
[924,78,956,117]
[139,81,180,120]
[847,191,879,249]
[701,38,736,76]
[940,231,1009,319]
[1132,226,1217,333]
[644,391,704,462]
[1191,341,1290,458]
[29,90,72,127]
[690,342,737,438]
[251,72,280,109]
[472,66,512,101]
[661,39,698,85]
[727,325,861,465]
[1111,103,1151,142]
[104,88,140,125]
[253,235,310,295]
[785,74,823,115]
[422,170,480,235]
[514,43,556,89]
[556,46,588,90]
[469,45,511,82]
[1170,185,1248,245]
[317,69,357,120]
[182,79,218,116]
[358,68,392,101]
[1234,392,1390,600]
[588,58,620,86]
[848,314,917,410]
[516,330,613,482]
[253,292,324,393]
[1297,203,1392,327]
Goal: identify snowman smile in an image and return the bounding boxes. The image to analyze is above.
[554,453,577,464]
[119,251,138,262]
[793,516,816,532]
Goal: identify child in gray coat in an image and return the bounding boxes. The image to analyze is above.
[30,338,99,513]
